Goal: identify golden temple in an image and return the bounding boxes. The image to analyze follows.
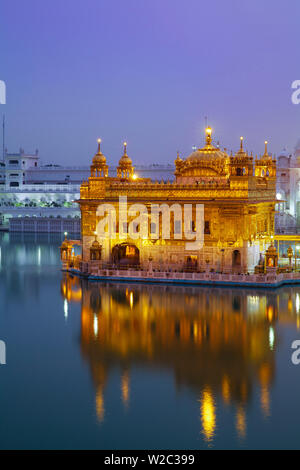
[68,127,277,273]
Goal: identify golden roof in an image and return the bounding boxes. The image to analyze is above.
[187,146,227,163]
[186,128,228,164]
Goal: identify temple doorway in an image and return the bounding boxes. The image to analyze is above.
[232,250,241,269]
[185,255,198,271]
[112,243,140,267]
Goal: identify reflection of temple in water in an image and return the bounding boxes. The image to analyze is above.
[61,274,300,443]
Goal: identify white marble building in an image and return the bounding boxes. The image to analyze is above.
[276,141,300,233]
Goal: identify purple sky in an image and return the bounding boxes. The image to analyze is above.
[1,0,300,166]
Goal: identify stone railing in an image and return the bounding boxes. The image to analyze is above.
[10,216,81,233]
[63,264,300,286]
[3,184,80,192]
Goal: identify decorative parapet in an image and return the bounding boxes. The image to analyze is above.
[79,175,275,203]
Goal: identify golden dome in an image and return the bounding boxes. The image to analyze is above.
[119,142,132,167]
[187,146,227,163]
[92,139,107,165]
[186,128,227,164]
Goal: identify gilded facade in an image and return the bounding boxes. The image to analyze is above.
[77,128,277,272]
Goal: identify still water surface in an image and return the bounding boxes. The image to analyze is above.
[0,232,300,449]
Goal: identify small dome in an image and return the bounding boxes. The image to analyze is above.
[119,142,132,167]
[92,139,107,165]
[278,147,288,158]
[93,151,106,165]
[119,154,132,166]
[93,153,106,164]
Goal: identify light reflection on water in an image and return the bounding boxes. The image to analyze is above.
[1,232,300,449]
[62,274,300,448]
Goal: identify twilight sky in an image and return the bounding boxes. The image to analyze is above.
[1,0,300,166]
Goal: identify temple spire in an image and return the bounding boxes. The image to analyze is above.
[123,141,127,155]
[175,151,182,166]
[240,136,244,151]
[97,138,101,154]
[264,140,268,156]
[205,126,212,145]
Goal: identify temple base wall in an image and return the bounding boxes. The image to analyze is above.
[82,235,265,272]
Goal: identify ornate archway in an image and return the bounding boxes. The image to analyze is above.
[112,243,140,266]
[232,250,241,269]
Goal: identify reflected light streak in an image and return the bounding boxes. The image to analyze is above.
[259,364,271,418]
[121,370,130,408]
[37,246,41,266]
[236,406,246,439]
[269,327,275,350]
[64,299,68,320]
[96,388,105,422]
[129,292,134,309]
[261,386,271,418]
[93,314,98,337]
[296,294,300,314]
[200,387,216,444]
[222,375,230,405]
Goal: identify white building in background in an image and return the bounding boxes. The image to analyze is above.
[0,149,81,228]
[4,148,39,189]
[0,147,174,231]
[276,141,300,233]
